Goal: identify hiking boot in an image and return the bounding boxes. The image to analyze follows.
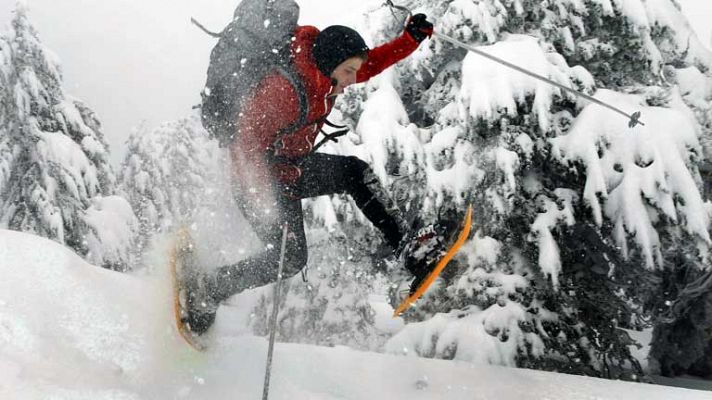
[402,225,443,294]
[400,218,460,295]
[180,268,219,336]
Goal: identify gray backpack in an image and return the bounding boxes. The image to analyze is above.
[196,0,308,147]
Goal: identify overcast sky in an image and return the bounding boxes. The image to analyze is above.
[678,0,712,48]
[0,0,710,167]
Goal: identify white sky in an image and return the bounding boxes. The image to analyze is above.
[0,0,710,167]
[677,0,712,49]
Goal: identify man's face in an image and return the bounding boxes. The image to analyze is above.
[330,56,365,95]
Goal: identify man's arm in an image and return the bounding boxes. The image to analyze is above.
[356,14,434,83]
[356,32,419,83]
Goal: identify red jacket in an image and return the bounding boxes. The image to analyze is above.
[229,25,420,187]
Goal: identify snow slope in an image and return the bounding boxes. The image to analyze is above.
[0,229,710,399]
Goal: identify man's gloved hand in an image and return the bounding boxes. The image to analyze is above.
[405,14,434,43]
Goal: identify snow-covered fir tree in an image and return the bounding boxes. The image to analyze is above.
[0,5,137,271]
[118,114,220,258]
[288,0,712,379]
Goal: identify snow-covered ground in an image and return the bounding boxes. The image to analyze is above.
[1,229,710,400]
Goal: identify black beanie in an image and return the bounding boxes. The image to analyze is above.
[313,26,369,77]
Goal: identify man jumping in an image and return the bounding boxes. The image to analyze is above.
[185,14,437,334]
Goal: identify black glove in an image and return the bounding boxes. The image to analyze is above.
[405,14,434,43]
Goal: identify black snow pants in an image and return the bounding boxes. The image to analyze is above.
[212,153,407,302]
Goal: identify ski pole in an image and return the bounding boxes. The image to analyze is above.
[433,32,644,128]
[384,0,644,128]
[262,222,289,400]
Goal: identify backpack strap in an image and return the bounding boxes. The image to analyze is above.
[274,64,309,139]
[269,65,351,158]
